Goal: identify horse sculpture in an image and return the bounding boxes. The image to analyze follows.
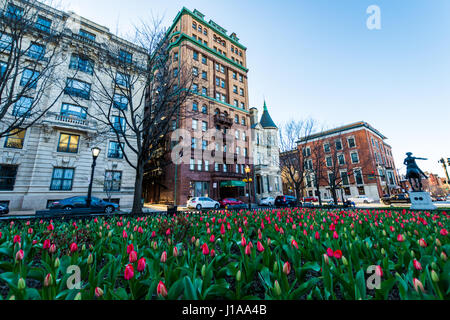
[404,152,428,192]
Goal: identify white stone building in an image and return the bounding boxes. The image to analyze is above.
[250,101,282,202]
[0,0,146,211]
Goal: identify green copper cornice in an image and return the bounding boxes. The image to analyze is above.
[168,7,247,51]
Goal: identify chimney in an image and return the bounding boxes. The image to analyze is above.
[249,107,258,126]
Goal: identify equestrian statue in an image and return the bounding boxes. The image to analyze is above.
[404,152,428,192]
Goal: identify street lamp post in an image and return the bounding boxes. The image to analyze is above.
[244,165,252,210]
[87,147,101,208]
[439,158,450,184]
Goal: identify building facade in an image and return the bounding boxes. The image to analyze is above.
[0,0,144,210]
[143,8,253,206]
[296,121,400,202]
[250,101,282,202]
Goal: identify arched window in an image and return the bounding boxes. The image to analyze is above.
[192,22,197,30]
[214,108,220,115]
[202,105,208,114]
[223,111,228,117]
[234,115,239,124]
[192,101,198,111]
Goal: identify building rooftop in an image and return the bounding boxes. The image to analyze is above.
[259,100,277,129]
[297,121,387,144]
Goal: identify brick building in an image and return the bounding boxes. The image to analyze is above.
[296,121,400,202]
[143,8,253,206]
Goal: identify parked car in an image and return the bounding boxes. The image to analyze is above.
[381,193,411,205]
[48,196,119,214]
[435,196,446,201]
[0,204,9,215]
[347,195,376,204]
[275,195,300,208]
[219,198,244,208]
[303,196,318,202]
[187,197,220,210]
[258,197,275,206]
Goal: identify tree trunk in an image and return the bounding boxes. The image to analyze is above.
[131,163,144,214]
[316,183,322,206]
[331,188,338,205]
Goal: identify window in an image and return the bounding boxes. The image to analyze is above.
[192,119,198,130]
[27,43,45,60]
[241,117,246,126]
[244,148,248,157]
[69,54,94,74]
[232,72,237,80]
[239,74,243,82]
[215,63,219,71]
[57,133,79,153]
[204,28,208,36]
[324,143,330,153]
[233,85,238,93]
[358,186,366,195]
[79,29,96,41]
[348,137,356,148]
[351,151,359,164]
[223,164,227,172]
[326,156,333,167]
[0,165,17,191]
[221,79,225,88]
[192,67,198,77]
[202,71,207,80]
[115,72,130,87]
[6,4,23,20]
[190,159,195,170]
[355,170,364,185]
[214,163,219,172]
[192,101,198,111]
[220,65,224,73]
[20,69,39,89]
[338,154,345,165]
[193,83,198,92]
[193,51,198,60]
[197,160,202,171]
[112,116,126,133]
[0,33,12,50]
[192,22,197,29]
[234,115,239,124]
[240,102,245,110]
[60,103,87,119]
[215,92,220,100]
[113,94,128,110]
[201,105,207,114]
[234,100,238,107]
[305,159,313,170]
[221,94,226,102]
[108,141,124,159]
[50,167,74,190]
[202,121,207,132]
[191,137,197,149]
[119,49,132,63]
[201,87,207,95]
[239,88,244,96]
[13,97,33,117]
[328,172,335,184]
[236,146,240,155]
[202,55,207,64]
[4,129,26,149]
[173,68,178,77]
[302,147,311,157]
[204,160,209,171]
[65,78,91,99]
[202,140,207,150]
[104,171,122,192]
[341,171,349,185]
[242,131,246,141]
[335,139,342,150]
[35,16,52,33]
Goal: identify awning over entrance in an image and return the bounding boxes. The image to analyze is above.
[220,180,246,188]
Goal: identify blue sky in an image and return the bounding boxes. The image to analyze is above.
[60,0,450,176]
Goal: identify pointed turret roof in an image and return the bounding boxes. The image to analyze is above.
[259,100,277,129]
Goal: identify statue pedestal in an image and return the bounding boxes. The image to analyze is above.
[408,191,437,210]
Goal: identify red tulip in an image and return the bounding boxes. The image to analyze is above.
[202,243,209,255]
[95,287,104,297]
[122,230,128,238]
[283,261,291,275]
[47,224,54,231]
[157,281,168,297]
[137,257,146,272]
[127,244,134,255]
[129,250,137,263]
[43,239,51,249]
[160,251,167,263]
[326,247,334,257]
[220,224,225,235]
[244,244,251,255]
[375,265,383,277]
[210,249,216,257]
[15,249,24,262]
[333,250,342,259]
[257,241,264,252]
[333,231,339,239]
[397,234,404,242]
[241,236,246,247]
[418,238,427,247]
[165,228,171,236]
[291,239,298,249]
[138,227,143,234]
[70,242,78,253]
[124,264,134,280]
[413,259,422,270]
[210,234,215,242]
[440,228,448,236]
[173,246,179,257]
[13,235,21,244]
[315,231,320,240]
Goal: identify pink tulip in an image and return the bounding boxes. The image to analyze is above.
[397,234,404,242]
[413,259,422,270]
[70,242,78,253]
[326,247,334,257]
[210,249,216,257]
[129,250,138,263]
[124,264,134,280]
[13,235,21,244]
[257,241,264,252]
[15,249,24,262]
[315,231,320,240]
[137,257,146,272]
[127,244,134,255]
[157,281,168,297]
[49,244,56,254]
[291,239,298,249]
[440,228,448,236]
[160,251,167,263]
[43,239,51,249]
[283,261,291,275]
[202,243,209,255]
[173,246,179,257]
[419,238,427,247]
[244,244,251,255]
[375,265,383,277]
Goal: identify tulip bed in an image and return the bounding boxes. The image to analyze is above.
[0,207,448,300]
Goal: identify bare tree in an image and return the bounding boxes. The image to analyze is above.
[67,18,193,214]
[278,119,315,202]
[307,129,327,206]
[0,0,67,139]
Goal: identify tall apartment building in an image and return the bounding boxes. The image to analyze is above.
[143,8,252,206]
[0,0,145,210]
[250,101,282,201]
[296,121,399,201]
